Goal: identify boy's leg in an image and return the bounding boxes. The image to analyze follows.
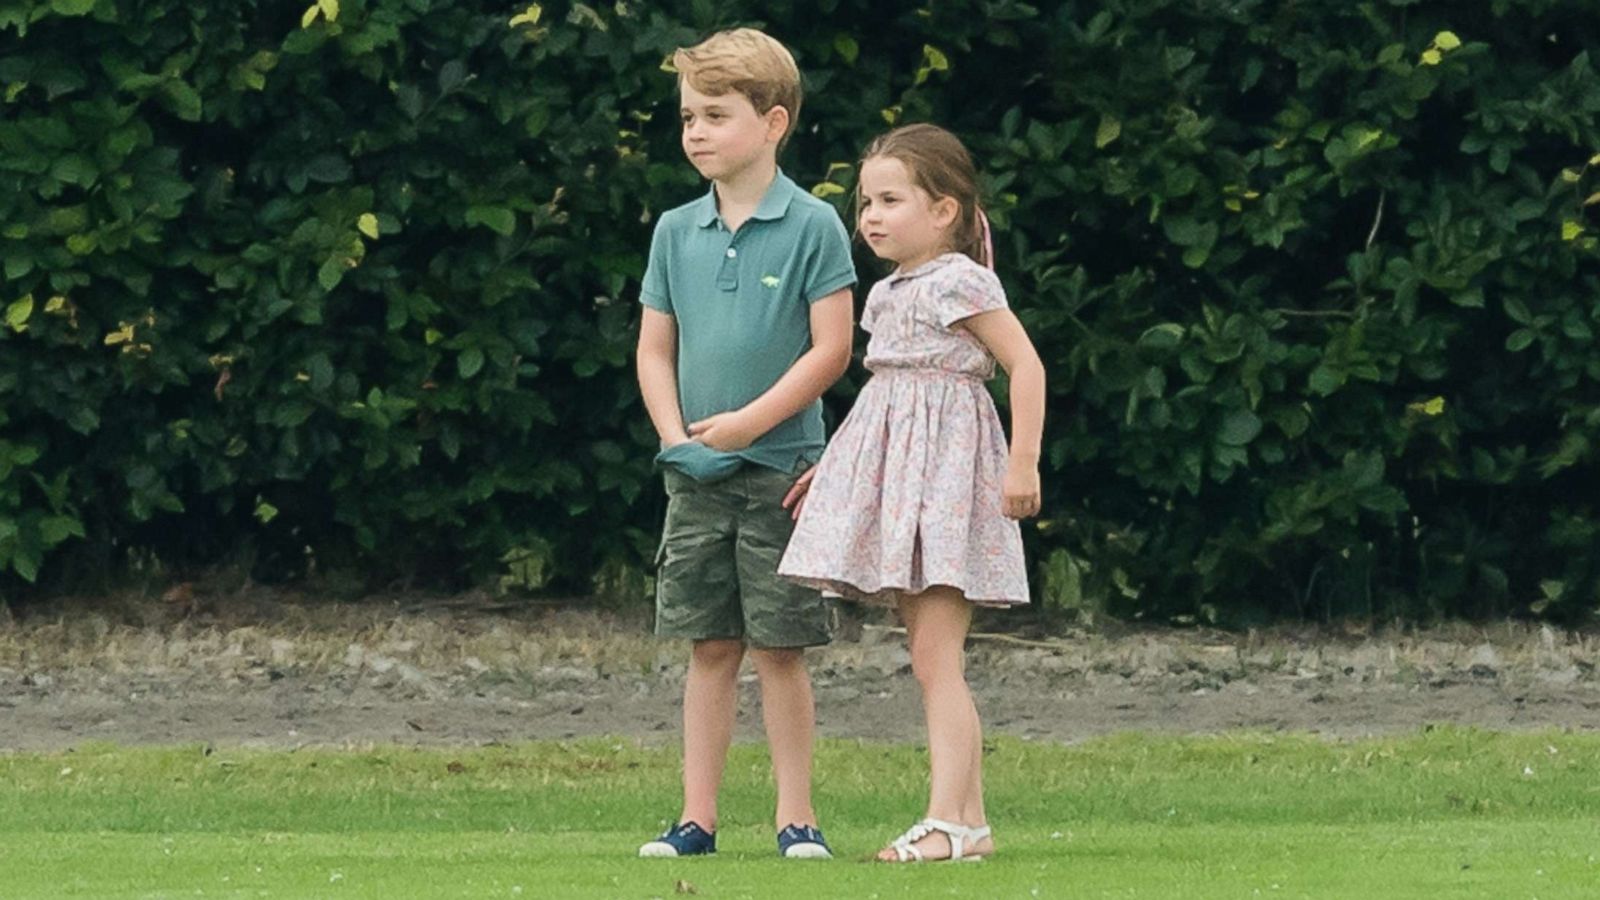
[747,646,816,829]
[682,638,745,829]
[651,469,746,843]
[734,466,832,832]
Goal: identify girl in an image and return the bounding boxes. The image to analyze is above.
[777,123,1045,863]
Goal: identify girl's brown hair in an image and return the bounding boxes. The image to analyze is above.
[857,123,989,267]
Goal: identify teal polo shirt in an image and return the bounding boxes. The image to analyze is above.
[641,170,857,475]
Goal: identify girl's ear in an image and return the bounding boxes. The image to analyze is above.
[930,194,960,231]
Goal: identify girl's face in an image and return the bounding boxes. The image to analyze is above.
[857,156,958,271]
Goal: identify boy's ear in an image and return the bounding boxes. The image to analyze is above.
[764,105,791,143]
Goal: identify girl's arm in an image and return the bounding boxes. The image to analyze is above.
[962,310,1045,519]
[636,307,691,446]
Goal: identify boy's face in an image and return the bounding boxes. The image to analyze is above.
[679,80,785,183]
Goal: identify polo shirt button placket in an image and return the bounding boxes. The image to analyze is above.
[718,240,740,291]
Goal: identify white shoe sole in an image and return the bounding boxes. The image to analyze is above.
[782,843,832,859]
[638,841,680,858]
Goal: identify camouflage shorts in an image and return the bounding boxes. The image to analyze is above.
[653,464,831,649]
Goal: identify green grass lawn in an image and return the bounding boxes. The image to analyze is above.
[2,728,1598,898]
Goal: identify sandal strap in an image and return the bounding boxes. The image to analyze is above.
[888,821,931,862]
[885,818,992,863]
[917,817,991,861]
[892,821,933,846]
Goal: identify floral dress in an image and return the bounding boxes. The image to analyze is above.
[777,253,1029,607]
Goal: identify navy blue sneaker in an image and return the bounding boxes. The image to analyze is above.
[639,821,716,858]
[777,823,833,859]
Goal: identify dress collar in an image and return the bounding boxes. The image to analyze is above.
[888,252,968,285]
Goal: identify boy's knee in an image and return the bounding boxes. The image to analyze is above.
[748,646,806,675]
[691,638,745,670]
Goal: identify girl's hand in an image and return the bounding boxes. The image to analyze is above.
[687,410,759,452]
[1001,458,1041,519]
[782,467,817,521]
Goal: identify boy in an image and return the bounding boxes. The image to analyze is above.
[634,28,856,859]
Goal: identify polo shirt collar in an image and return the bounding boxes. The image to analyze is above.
[694,170,797,230]
[889,252,966,284]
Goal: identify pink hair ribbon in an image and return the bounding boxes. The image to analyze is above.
[977,207,995,270]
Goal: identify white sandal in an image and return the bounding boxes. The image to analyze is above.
[882,817,992,863]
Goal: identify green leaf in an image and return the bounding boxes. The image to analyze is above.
[358,213,379,239]
[39,515,84,545]
[10,547,39,583]
[1407,396,1446,417]
[1162,216,1216,249]
[509,4,543,27]
[1342,451,1385,490]
[1309,364,1344,396]
[318,258,345,291]
[305,155,352,184]
[1165,47,1196,73]
[1217,409,1263,446]
[458,347,485,379]
[161,80,203,121]
[1504,329,1536,352]
[396,84,424,120]
[438,60,468,94]
[317,0,339,22]
[254,499,279,524]
[834,35,859,65]
[126,463,159,490]
[65,407,99,434]
[50,0,96,14]
[466,206,516,236]
[1094,115,1121,149]
[439,425,461,460]
[5,295,33,332]
[308,352,335,391]
[1137,323,1185,350]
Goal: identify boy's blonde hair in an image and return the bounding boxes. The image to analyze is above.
[673,28,802,147]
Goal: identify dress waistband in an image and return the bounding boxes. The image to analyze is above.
[867,366,987,384]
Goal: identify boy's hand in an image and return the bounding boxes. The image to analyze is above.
[687,410,759,452]
[782,467,817,521]
[1001,458,1041,519]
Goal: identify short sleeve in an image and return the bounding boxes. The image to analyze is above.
[640,216,673,314]
[859,280,888,334]
[931,263,1007,328]
[799,209,857,303]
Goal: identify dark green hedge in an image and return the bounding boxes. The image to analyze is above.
[2,0,1598,622]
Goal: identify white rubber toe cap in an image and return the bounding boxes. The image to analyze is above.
[638,840,680,858]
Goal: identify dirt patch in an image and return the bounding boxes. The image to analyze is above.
[2,592,1598,751]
